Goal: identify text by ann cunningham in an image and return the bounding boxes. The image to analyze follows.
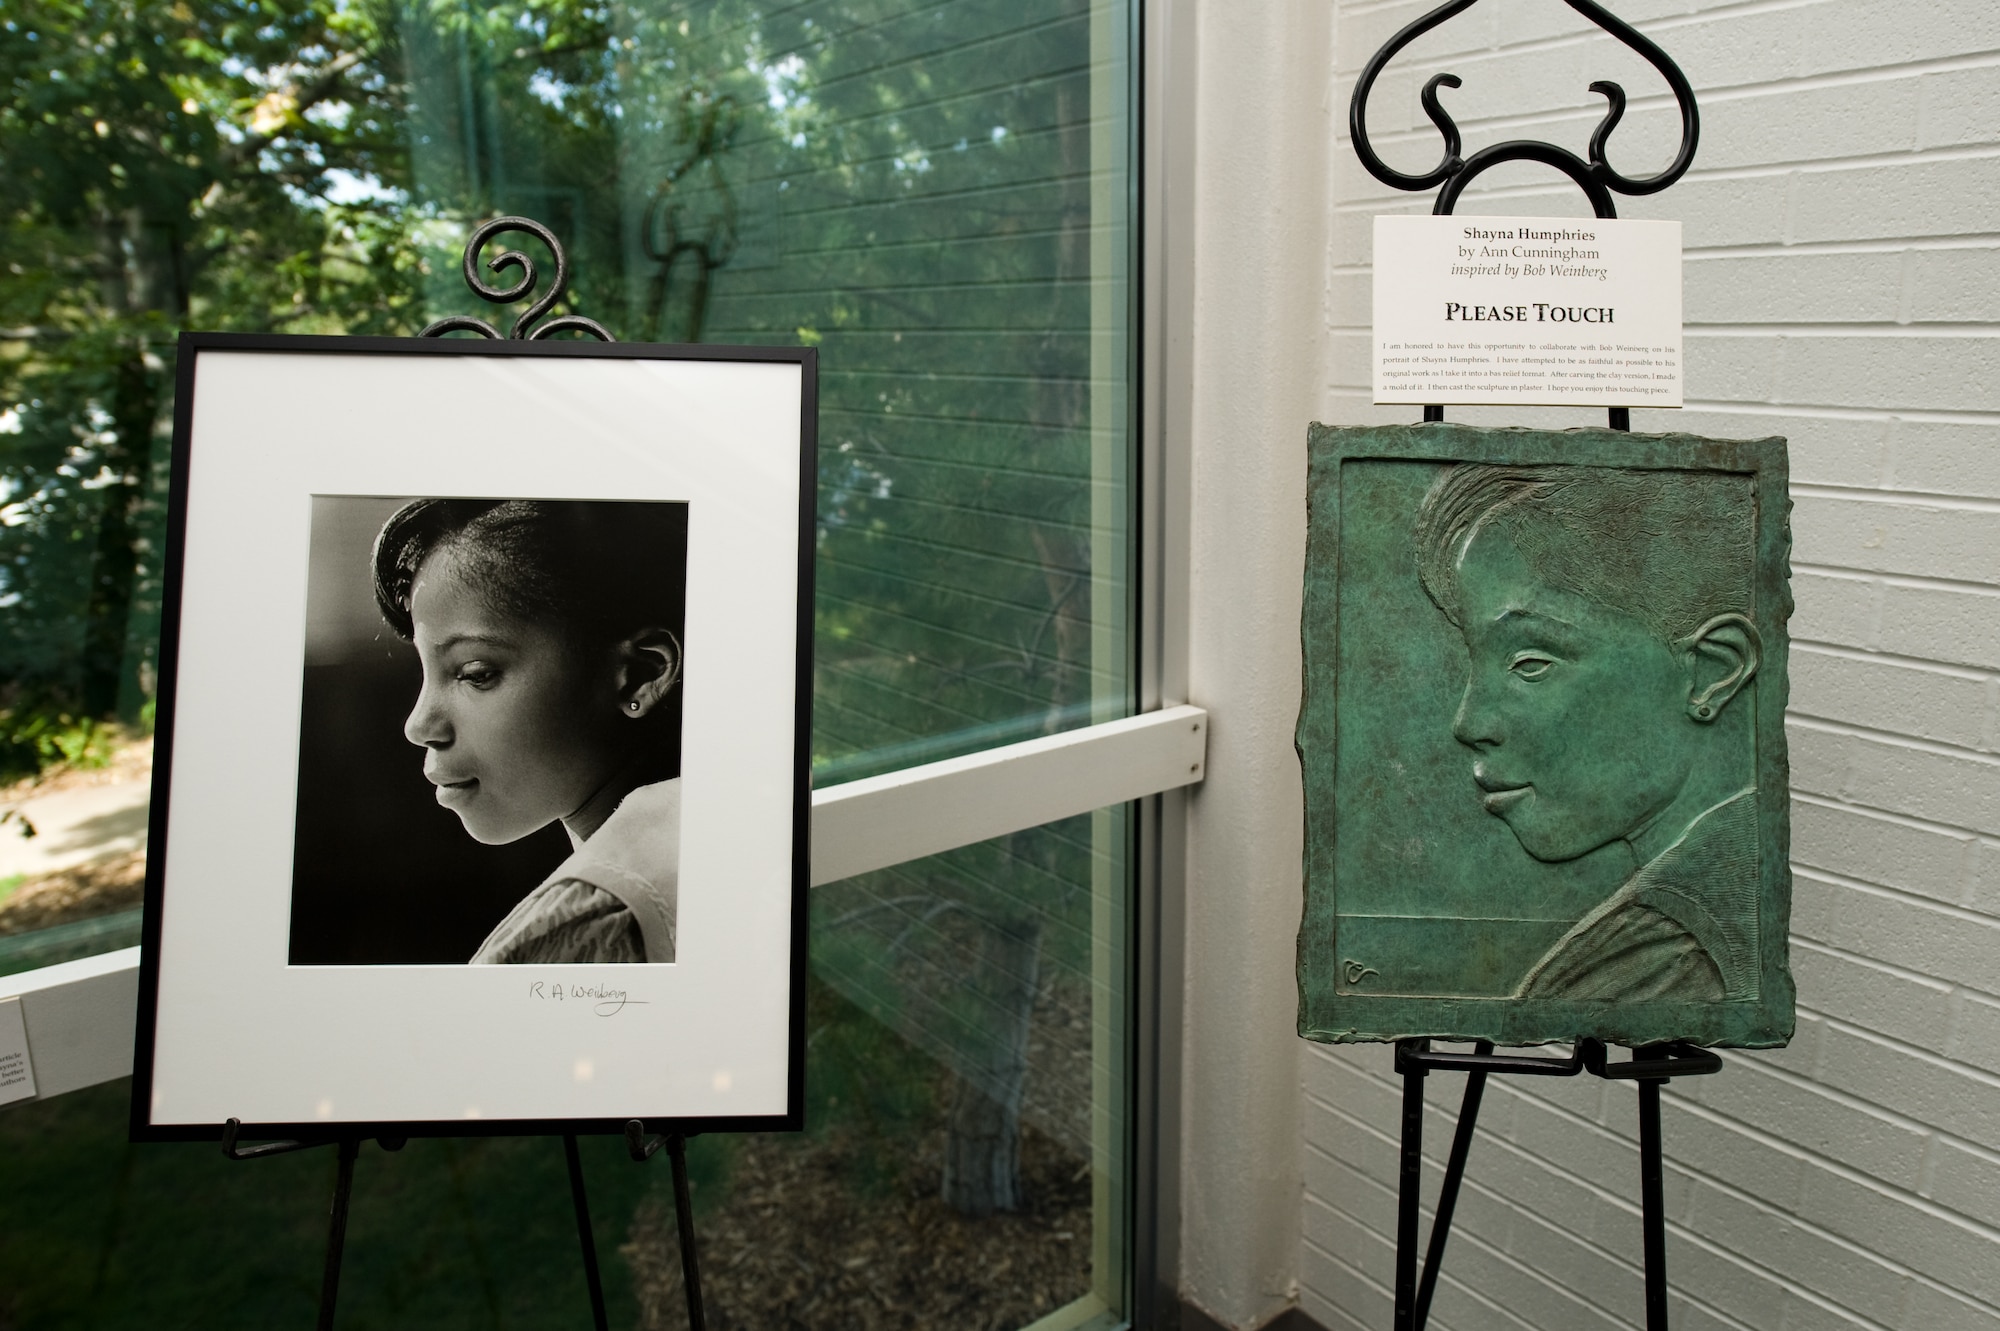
[1445,303,1615,324]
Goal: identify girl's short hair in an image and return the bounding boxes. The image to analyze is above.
[1414,463,1755,644]
[372,498,689,652]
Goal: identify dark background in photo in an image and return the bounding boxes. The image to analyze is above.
[288,495,689,965]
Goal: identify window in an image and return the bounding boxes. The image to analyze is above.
[0,0,1144,1325]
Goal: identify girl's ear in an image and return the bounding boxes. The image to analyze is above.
[619,628,682,717]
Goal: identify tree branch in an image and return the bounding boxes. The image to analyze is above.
[222,48,371,172]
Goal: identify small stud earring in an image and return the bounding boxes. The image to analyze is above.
[629,700,641,712]
[1695,703,1713,720]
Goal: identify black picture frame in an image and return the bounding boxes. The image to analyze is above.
[131,332,816,1141]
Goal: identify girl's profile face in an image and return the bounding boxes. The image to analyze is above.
[402,546,625,844]
[1447,524,1691,864]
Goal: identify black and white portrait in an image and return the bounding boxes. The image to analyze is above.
[291,496,690,966]
[139,336,809,1135]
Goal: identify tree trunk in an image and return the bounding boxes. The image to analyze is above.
[79,209,180,718]
[940,912,1042,1216]
[80,356,158,719]
[942,0,1090,1219]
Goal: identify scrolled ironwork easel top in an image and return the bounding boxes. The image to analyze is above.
[1350,0,1700,220]
[420,215,616,342]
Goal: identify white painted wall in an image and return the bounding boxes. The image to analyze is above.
[1168,0,1333,1326]
[1289,2,2000,1330]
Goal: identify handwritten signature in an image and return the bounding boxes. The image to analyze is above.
[529,980,650,1018]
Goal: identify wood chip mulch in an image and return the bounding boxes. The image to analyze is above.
[621,1122,1094,1331]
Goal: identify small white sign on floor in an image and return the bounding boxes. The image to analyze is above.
[0,997,37,1106]
[1373,215,1683,407]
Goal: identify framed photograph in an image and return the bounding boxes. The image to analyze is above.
[132,333,814,1138]
[1296,422,1796,1049]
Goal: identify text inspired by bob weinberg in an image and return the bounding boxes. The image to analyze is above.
[1373,216,1683,407]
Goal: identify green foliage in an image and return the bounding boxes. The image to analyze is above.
[0,0,426,763]
[0,700,118,785]
[3,0,1125,782]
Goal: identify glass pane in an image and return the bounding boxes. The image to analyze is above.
[668,807,1131,1327]
[0,0,1133,958]
[3,0,1137,1322]
[0,807,1132,1328]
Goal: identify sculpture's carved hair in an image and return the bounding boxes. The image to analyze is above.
[1414,464,1754,643]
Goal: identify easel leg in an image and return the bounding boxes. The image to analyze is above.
[668,1134,708,1331]
[1638,1079,1669,1330]
[1393,1040,1426,1331]
[564,1134,611,1331]
[1386,1041,1711,1331]
[1413,1041,1493,1330]
[317,1138,360,1331]
[623,1121,711,1328]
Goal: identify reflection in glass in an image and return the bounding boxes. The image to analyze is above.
[633,808,1132,1327]
[2,0,1135,1322]
[0,809,1131,1328]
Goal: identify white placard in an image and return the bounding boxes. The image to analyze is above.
[0,997,36,1106]
[1372,215,1682,407]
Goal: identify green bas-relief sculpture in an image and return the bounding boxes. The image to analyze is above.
[1296,423,1796,1049]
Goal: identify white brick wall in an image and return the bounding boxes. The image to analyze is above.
[1302,2,2000,1327]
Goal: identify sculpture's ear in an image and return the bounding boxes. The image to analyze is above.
[1683,613,1760,723]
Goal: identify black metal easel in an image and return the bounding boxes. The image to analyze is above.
[1350,5,1718,1328]
[1389,1040,1720,1331]
[1351,0,1702,437]
[220,215,710,1331]
[220,1117,403,1331]
[624,1121,710,1331]
[220,1115,707,1331]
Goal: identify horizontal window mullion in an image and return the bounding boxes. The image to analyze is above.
[0,708,1201,1101]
